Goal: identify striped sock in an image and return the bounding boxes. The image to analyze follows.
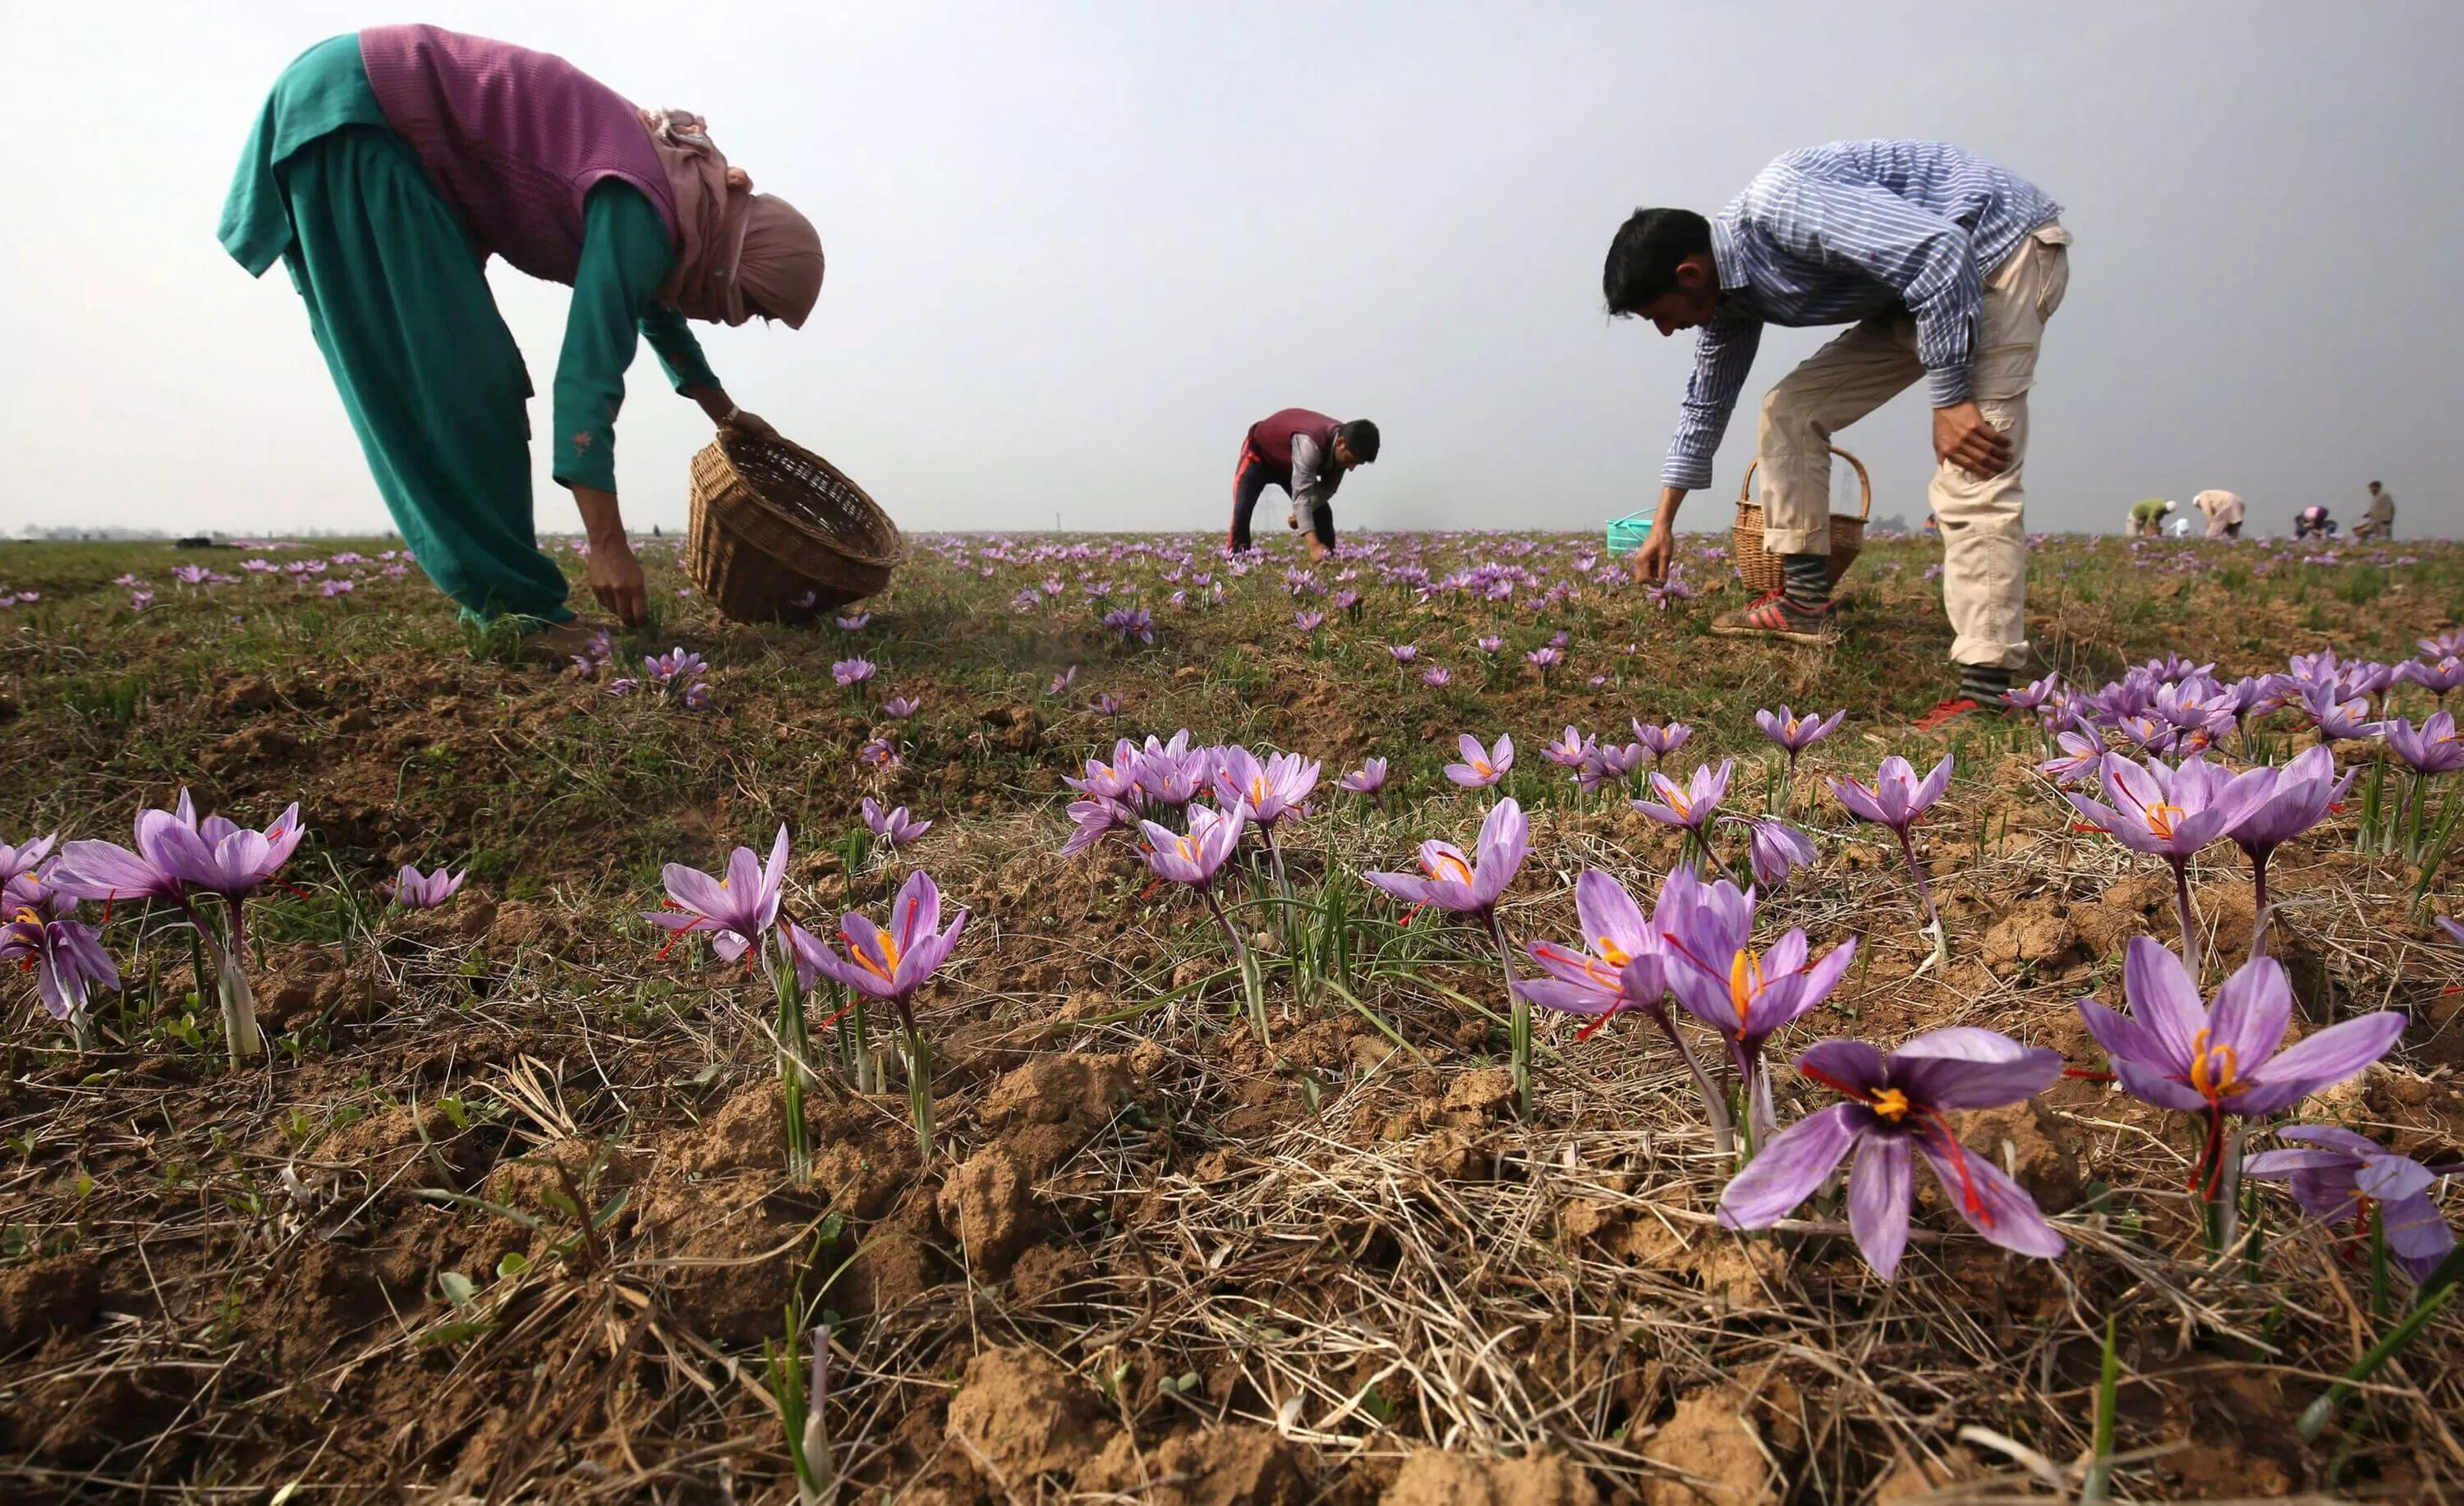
[1958,663,2013,705]
[1779,553,1830,610]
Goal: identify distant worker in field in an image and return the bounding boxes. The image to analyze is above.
[2354,481,2397,541]
[1605,140,2069,728]
[2127,497,2176,536]
[2192,489,2245,539]
[220,25,824,641]
[1228,410,1381,561]
[2295,505,2337,539]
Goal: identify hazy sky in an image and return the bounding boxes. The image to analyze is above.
[3,2,2457,539]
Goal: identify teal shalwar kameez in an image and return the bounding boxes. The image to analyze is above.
[218,37,719,624]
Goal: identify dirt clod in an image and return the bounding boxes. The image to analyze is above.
[944,1344,1114,1484]
[1381,1448,1601,1506]
[1639,1385,1779,1505]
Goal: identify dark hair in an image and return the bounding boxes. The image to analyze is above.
[1602,208,1712,315]
[1338,419,1381,464]
[2369,480,2382,489]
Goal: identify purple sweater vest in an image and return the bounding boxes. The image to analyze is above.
[1244,409,1342,483]
[359,25,677,285]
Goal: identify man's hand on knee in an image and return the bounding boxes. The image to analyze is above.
[1933,402,2014,477]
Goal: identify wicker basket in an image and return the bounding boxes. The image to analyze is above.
[685,434,903,624]
[1731,447,1872,596]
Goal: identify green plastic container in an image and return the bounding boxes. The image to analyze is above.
[1604,509,1656,556]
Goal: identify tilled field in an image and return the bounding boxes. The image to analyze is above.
[2,527,2461,1504]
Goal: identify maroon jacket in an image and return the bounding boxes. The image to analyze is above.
[360,25,677,285]
[1244,408,1342,484]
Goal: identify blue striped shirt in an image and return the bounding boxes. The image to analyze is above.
[1661,140,2061,491]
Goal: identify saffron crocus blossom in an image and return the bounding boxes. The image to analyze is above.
[1518,869,1731,1150]
[1755,707,1846,780]
[862,797,932,847]
[174,803,309,901]
[1387,643,1419,663]
[2441,916,2464,948]
[1065,742,1142,802]
[831,658,876,690]
[1138,801,1246,890]
[1213,748,1320,829]
[1632,759,1733,841]
[2037,723,2107,786]
[2076,938,2407,1248]
[1828,754,1955,954]
[1421,666,1451,687]
[2302,686,2381,743]
[2384,712,2464,775]
[835,612,872,631]
[0,834,58,893]
[1658,870,1856,1145]
[1718,1029,2066,1279]
[1060,797,1138,857]
[1368,800,1535,1112]
[1133,732,1210,810]
[2067,753,2270,979]
[2395,654,2464,707]
[1632,720,1693,764]
[789,870,967,1157]
[1542,726,1591,769]
[1337,759,1388,796]
[647,647,708,685]
[882,696,922,719]
[0,909,119,1045]
[386,865,467,908]
[643,825,790,962]
[2246,1126,2456,1283]
[1444,732,1514,789]
[1743,818,1817,889]
[2227,745,2350,954]
[1363,797,1529,920]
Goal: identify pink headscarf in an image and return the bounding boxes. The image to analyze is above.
[639,108,825,328]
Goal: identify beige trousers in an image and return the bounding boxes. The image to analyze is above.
[1754,223,2071,669]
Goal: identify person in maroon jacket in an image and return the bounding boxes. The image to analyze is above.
[1229,409,1381,558]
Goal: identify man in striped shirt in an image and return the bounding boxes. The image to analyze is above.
[1607,140,2070,728]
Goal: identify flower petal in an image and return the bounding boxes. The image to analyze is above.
[1717,1104,1859,1229]
[2233,1010,2406,1112]
[1849,1132,1915,1279]
[1919,1138,2066,1260]
[2122,935,2206,1066]
[2204,955,2293,1069]
[1887,1027,2063,1109]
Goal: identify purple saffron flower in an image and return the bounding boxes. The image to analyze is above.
[1214,748,1320,828]
[2004,674,2063,713]
[882,696,922,719]
[53,806,199,907]
[1049,666,1078,696]
[835,612,872,631]
[1631,759,1733,833]
[2385,712,2464,775]
[2303,686,2382,742]
[642,826,790,962]
[1138,801,1247,889]
[2440,916,2464,948]
[1657,870,1855,1136]
[1295,610,1326,632]
[1476,636,1505,654]
[316,580,352,599]
[1066,742,1143,802]
[2395,655,2464,705]
[1542,727,1592,769]
[0,911,120,1027]
[2037,724,2108,786]
[1421,666,1451,687]
[1827,755,1954,835]
[1527,646,1563,670]
[1363,797,1529,918]
[832,658,877,689]
[1092,692,1124,717]
[862,797,932,847]
[1518,870,1666,1025]
[1444,733,1515,788]
[1060,797,1138,857]
[1582,740,1646,791]
[385,865,467,908]
[2068,752,2273,975]
[1718,1028,2066,1279]
[788,870,965,1002]
[1755,706,1846,755]
[2246,1126,2456,1283]
[1133,732,1209,808]
[1632,720,1693,762]
[2228,745,2351,949]
[1743,818,1818,888]
[1337,758,1389,796]
[1388,644,1420,663]
[2080,939,2405,1118]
